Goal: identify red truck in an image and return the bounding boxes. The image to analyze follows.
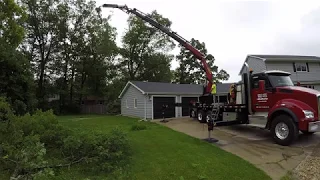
[191,66,320,145]
[101,4,320,146]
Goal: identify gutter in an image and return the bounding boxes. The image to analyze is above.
[144,92,149,120]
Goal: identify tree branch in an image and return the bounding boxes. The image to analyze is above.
[36,157,85,170]
[9,157,86,179]
[133,31,155,77]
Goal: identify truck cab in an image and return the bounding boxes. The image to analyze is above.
[248,70,320,145]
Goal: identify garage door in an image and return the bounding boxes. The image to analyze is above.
[153,97,176,119]
[182,97,198,116]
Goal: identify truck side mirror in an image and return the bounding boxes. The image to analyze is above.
[259,80,265,91]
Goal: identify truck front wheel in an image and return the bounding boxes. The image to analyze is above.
[270,114,299,146]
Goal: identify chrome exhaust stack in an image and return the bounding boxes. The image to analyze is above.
[243,62,252,114]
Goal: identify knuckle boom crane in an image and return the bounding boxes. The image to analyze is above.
[102,4,320,146]
[102,4,213,94]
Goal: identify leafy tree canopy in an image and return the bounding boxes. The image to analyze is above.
[173,38,229,84]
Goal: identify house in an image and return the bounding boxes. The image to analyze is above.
[239,55,320,90]
[118,81,233,120]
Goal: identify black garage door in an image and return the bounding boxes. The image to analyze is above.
[182,97,198,116]
[153,97,176,119]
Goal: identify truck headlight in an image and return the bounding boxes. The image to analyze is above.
[303,110,314,119]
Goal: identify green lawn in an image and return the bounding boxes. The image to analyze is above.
[53,115,271,180]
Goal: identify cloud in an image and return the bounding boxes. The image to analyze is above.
[217,1,274,29]
[266,7,320,56]
[98,0,320,83]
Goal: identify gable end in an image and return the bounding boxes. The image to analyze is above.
[118,81,145,98]
[238,55,266,75]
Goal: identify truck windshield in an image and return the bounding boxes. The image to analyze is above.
[268,75,294,87]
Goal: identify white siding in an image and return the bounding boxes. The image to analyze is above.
[240,57,267,75]
[314,85,320,91]
[266,62,320,82]
[121,85,147,119]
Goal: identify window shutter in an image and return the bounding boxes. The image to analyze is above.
[306,63,309,72]
[293,62,296,72]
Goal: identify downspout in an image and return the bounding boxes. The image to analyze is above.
[144,93,148,120]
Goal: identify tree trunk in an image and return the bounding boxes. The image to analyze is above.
[69,64,75,104]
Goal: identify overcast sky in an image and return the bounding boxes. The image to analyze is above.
[97,0,320,83]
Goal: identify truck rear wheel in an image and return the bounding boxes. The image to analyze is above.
[197,110,206,123]
[206,111,212,123]
[271,114,299,146]
[190,109,196,119]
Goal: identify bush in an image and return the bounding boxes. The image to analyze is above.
[12,99,27,116]
[0,98,131,179]
[0,97,13,122]
[106,100,121,114]
[61,128,131,173]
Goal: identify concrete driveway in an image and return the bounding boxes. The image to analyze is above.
[155,118,320,180]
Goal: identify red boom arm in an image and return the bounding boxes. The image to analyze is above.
[102,4,213,94]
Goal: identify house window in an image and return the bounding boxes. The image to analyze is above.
[302,85,314,89]
[126,99,128,108]
[294,63,308,72]
[134,98,137,108]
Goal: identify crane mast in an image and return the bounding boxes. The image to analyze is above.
[102,4,214,94]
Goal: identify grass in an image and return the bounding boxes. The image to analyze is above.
[281,171,296,180]
[52,115,271,180]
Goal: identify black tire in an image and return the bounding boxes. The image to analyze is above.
[206,111,213,123]
[301,130,315,135]
[197,110,206,123]
[190,109,196,119]
[270,114,299,146]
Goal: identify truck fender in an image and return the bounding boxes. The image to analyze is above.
[267,98,314,129]
[267,108,298,129]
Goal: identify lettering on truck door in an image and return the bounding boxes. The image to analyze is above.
[251,76,273,112]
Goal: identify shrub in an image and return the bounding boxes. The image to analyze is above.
[61,128,131,173]
[106,100,121,114]
[0,96,13,121]
[12,99,27,116]
[0,99,131,179]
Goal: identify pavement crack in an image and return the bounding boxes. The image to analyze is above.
[280,151,304,162]
[258,151,305,170]
[265,161,285,170]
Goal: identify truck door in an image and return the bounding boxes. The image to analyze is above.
[251,75,273,112]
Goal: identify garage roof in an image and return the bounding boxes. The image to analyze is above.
[250,55,320,61]
[118,81,234,98]
[239,54,320,75]
[131,81,203,94]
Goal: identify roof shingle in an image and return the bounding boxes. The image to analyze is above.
[250,54,320,62]
[131,81,233,95]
